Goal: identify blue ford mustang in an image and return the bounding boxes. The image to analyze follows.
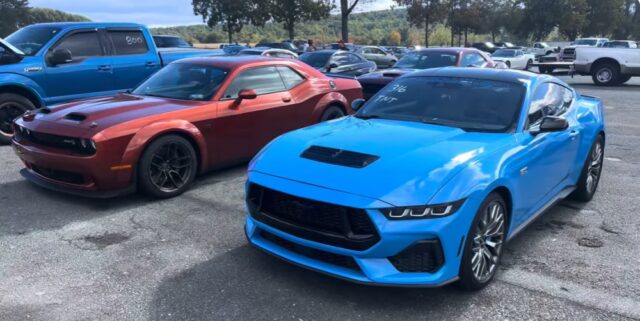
[244,68,605,290]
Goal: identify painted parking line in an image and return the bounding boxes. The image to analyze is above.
[497,268,640,320]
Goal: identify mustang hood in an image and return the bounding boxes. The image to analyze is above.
[28,94,202,132]
[251,117,514,206]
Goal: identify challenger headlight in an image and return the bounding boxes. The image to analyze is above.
[380,199,465,219]
[78,138,97,154]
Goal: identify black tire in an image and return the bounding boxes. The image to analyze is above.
[619,75,632,84]
[545,51,552,56]
[0,93,35,145]
[458,192,507,291]
[591,62,620,86]
[526,59,533,70]
[138,134,198,198]
[569,135,604,202]
[505,61,511,68]
[319,105,345,122]
[538,66,549,74]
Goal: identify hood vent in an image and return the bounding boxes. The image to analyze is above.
[301,146,379,168]
[64,112,87,122]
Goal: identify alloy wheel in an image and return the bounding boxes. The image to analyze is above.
[586,141,603,194]
[471,201,506,283]
[0,102,26,136]
[149,142,194,193]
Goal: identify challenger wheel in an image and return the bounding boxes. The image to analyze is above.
[569,135,604,202]
[526,59,533,70]
[458,192,507,291]
[592,63,620,86]
[319,105,345,122]
[138,134,197,198]
[0,93,35,145]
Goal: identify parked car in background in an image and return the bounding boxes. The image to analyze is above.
[244,67,605,289]
[494,42,516,49]
[574,46,640,85]
[0,22,220,144]
[153,35,192,48]
[299,50,376,76]
[355,46,398,68]
[529,42,556,57]
[12,56,362,198]
[491,49,536,70]
[222,45,249,56]
[256,42,300,54]
[602,40,638,48]
[238,47,298,59]
[471,42,497,53]
[325,43,356,51]
[560,37,609,61]
[357,48,496,99]
[386,46,410,59]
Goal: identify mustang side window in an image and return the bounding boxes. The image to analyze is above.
[223,66,287,99]
[528,83,570,128]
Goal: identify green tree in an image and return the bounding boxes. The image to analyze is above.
[339,0,373,41]
[27,7,90,24]
[192,0,268,43]
[269,0,332,40]
[557,0,588,40]
[0,0,29,37]
[395,0,447,47]
[516,0,564,41]
[387,30,402,45]
[583,0,624,37]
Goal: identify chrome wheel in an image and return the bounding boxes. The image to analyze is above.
[586,141,603,194]
[471,201,506,283]
[149,142,194,193]
[596,68,612,83]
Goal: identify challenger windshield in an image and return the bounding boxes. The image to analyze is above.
[394,52,457,69]
[5,26,61,56]
[492,50,516,57]
[133,63,229,101]
[356,77,525,132]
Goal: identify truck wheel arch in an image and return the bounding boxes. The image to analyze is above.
[0,85,43,108]
[591,58,621,74]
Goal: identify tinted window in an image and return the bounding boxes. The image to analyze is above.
[528,83,573,127]
[347,53,363,63]
[133,63,229,101]
[5,26,61,56]
[461,53,486,67]
[223,66,287,99]
[331,53,350,65]
[53,31,103,58]
[357,77,525,132]
[299,51,332,68]
[394,51,457,69]
[277,66,304,89]
[109,30,149,55]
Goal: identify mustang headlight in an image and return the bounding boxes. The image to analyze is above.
[380,199,465,219]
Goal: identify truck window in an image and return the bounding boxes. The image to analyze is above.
[53,31,103,58]
[108,30,149,55]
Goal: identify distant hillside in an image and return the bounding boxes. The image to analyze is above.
[151,9,457,46]
[28,7,90,24]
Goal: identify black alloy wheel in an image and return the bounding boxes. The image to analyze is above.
[319,105,345,122]
[139,135,197,198]
[0,93,35,145]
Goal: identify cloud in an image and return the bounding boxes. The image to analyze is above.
[29,0,396,27]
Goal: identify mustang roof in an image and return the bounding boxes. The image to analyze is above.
[408,67,551,84]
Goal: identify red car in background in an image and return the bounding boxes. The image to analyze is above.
[12,56,361,198]
[357,47,498,99]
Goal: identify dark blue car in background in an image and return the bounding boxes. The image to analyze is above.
[0,22,220,143]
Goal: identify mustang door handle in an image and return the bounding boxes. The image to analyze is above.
[97,65,112,71]
[570,130,580,140]
[145,61,157,67]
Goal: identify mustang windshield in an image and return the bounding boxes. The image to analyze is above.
[394,52,457,69]
[133,63,229,101]
[5,26,61,56]
[357,76,525,132]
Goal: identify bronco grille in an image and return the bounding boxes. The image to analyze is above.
[248,184,379,251]
[301,146,379,168]
[260,230,361,271]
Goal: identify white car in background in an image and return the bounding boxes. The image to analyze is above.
[529,42,555,57]
[490,49,536,70]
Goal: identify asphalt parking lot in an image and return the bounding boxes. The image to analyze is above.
[1,73,639,321]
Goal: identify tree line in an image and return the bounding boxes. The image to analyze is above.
[190,0,640,46]
[0,1,90,37]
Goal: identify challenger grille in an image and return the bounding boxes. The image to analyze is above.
[248,184,379,251]
[14,127,96,156]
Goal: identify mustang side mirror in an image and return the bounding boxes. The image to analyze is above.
[50,48,73,66]
[233,88,257,106]
[351,98,365,111]
[531,116,568,135]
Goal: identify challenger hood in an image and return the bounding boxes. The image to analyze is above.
[27,94,202,132]
[251,117,514,206]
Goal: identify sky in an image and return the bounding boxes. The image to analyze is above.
[29,0,396,27]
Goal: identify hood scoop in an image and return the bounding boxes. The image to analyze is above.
[64,112,87,122]
[382,72,403,78]
[301,146,379,168]
[37,108,51,114]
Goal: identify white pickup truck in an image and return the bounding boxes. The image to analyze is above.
[574,46,640,85]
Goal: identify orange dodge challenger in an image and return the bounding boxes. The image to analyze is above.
[12,56,362,198]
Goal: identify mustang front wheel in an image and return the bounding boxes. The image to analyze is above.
[138,135,197,198]
[458,193,507,291]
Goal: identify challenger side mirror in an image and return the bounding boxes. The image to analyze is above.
[232,88,257,107]
[531,116,568,135]
[351,98,365,111]
[50,48,73,65]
